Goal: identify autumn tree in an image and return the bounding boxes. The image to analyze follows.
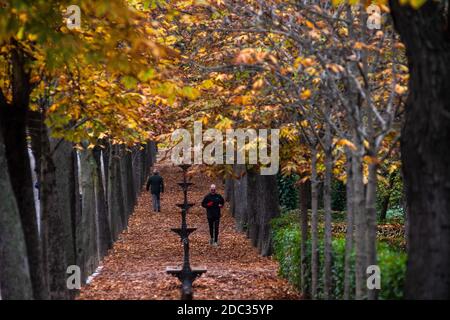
[389,0,450,299]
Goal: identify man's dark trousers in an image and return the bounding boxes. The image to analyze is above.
[208,217,220,243]
[146,173,164,212]
[152,193,161,212]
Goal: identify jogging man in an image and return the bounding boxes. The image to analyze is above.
[201,184,225,246]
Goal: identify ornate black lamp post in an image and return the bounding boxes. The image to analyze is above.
[166,164,206,300]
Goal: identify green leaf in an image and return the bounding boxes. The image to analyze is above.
[181,86,200,100]
[121,76,138,90]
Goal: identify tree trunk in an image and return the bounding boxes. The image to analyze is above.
[299,181,310,298]
[246,170,259,246]
[310,145,319,299]
[365,162,378,300]
[29,108,72,300]
[323,122,333,299]
[108,144,125,240]
[50,139,77,267]
[256,174,280,256]
[126,151,136,213]
[32,112,69,300]
[132,147,142,197]
[343,151,354,300]
[0,47,48,300]
[233,165,248,232]
[224,176,233,203]
[390,0,450,299]
[0,128,33,300]
[379,170,397,221]
[103,145,110,198]
[352,146,367,300]
[93,146,112,258]
[78,148,99,282]
[72,150,82,271]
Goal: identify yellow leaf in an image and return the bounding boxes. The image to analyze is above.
[305,67,317,76]
[326,63,344,73]
[312,77,321,85]
[231,95,252,105]
[305,20,315,29]
[395,84,407,95]
[181,86,200,100]
[300,120,309,128]
[201,79,214,89]
[338,27,348,37]
[300,89,311,100]
[27,33,38,41]
[337,139,357,151]
[302,58,315,67]
[364,155,380,165]
[294,56,304,69]
[252,78,264,90]
[409,0,426,9]
[332,0,345,6]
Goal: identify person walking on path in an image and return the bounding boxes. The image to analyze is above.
[201,184,225,246]
[146,169,164,212]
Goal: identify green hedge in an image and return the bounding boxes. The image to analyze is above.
[272,214,407,299]
[277,174,299,210]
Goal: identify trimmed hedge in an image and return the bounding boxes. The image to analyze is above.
[272,213,407,299]
[277,174,299,211]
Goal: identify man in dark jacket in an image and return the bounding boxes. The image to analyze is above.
[201,184,225,246]
[146,169,164,212]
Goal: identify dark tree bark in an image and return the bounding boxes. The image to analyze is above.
[390,0,450,299]
[50,139,77,267]
[0,47,48,300]
[125,151,136,213]
[108,144,126,239]
[224,176,233,203]
[352,143,367,300]
[344,151,355,300]
[149,141,158,165]
[72,150,82,270]
[246,170,259,246]
[365,161,378,300]
[143,143,151,177]
[310,145,319,299]
[379,170,397,221]
[139,144,147,186]
[132,147,142,197]
[256,173,280,257]
[119,146,130,218]
[29,110,69,300]
[78,149,99,282]
[229,165,279,256]
[299,181,310,298]
[323,121,333,299]
[0,128,33,300]
[119,146,135,219]
[103,145,110,198]
[233,165,249,232]
[93,146,113,258]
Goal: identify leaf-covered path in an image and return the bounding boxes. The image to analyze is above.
[77,157,300,300]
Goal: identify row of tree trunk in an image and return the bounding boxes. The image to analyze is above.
[224,165,281,257]
[0,107,157,299]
